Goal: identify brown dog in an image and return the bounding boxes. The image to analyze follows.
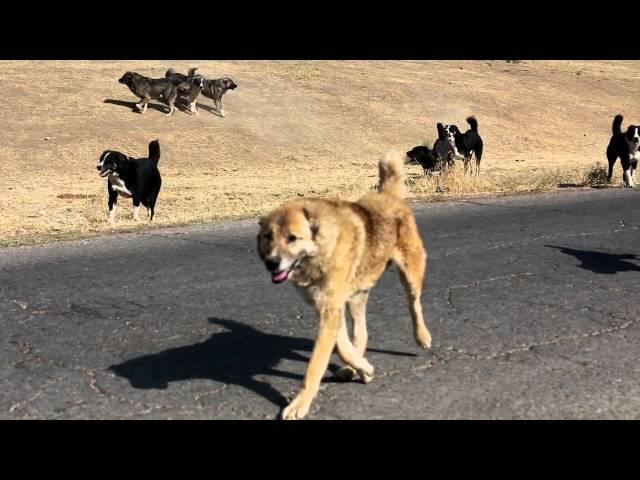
[257,150,432,420]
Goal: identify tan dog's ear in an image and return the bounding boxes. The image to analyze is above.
[302,208,319,237]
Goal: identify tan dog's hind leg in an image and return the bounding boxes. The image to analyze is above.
[282,303,342,420]
[335,314,374,383]
[393,218,432,349]
[333,291,370,381]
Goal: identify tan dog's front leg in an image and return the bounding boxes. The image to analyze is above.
[282,304,341,420]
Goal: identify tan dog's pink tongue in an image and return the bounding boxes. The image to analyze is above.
[272,270,289,283]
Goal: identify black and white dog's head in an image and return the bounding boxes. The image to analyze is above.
[625,125,640,152]
[96,150,128,178]
[191,75,206,89]
[185,67,206,89]
[432,123,456,163]
[441,123,461,151]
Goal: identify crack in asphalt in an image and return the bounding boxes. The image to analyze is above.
[152,232,254,254]
[194,384,229,408]
[7,341,161,416]
[451,199,551,211]
[7,337,241,418]
[443,317,637,361]
[7,311,638,419]
[440,226,639,258]
[8,377,60,414]
[446,271,540,309]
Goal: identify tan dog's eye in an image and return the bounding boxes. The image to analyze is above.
[287,234,297,243]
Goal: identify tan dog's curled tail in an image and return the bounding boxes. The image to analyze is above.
[378,149,407,198]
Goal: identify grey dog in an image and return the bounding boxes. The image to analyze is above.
[118,71,178,116]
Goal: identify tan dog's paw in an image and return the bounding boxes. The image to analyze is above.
[415,327,432,349]
[281,392,312,420]
[332,366,357,381]
[358,362,375,384]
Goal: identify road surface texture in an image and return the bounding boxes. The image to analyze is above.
[1,188,639,419]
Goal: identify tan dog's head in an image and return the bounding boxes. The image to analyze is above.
[257,203,319,284]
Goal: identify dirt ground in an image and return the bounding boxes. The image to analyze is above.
[1,60,639,246]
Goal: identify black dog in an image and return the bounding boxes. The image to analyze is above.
[118,72,178,116]
[406,146,439,175]
[606,114,640,187]
[165,67,206,115]
[200,77,238,117]
[443,116,484,175]
[96,140,162,225]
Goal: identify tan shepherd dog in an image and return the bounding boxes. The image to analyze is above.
[257,150,432,419]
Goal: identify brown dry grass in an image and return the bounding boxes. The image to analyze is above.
[0,60,639,247]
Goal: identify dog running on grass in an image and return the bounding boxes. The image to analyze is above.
[257,150,432,420]
[200,77,238,117]
[118,72,178,117]
[165,67,206,115]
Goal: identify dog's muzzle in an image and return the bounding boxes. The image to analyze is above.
[97,165,111,177]
[266,257,301,284]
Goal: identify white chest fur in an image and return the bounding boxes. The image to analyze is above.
[108,173,133,198]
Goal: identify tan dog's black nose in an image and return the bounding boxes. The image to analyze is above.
[265,257,280,272]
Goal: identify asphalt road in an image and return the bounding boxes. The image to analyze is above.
[1,188,639,419]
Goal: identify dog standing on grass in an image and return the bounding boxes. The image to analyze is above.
[606,114,640,187]
[97,140,162,226]
[443,116,484,175]
[257,150,432,420]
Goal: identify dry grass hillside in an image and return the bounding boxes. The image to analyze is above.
[1,60,639,246]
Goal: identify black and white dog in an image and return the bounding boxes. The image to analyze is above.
[406,122,459,175]
[433,122,456,167]
[606,114,640,187]
[165,67,206,115]
[96,140,162,226]
[443,116,484,175]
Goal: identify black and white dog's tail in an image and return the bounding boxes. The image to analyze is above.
[466,116,479,132]
[612,114,623,136]
[148,140,161,165]
[187,67,199,77]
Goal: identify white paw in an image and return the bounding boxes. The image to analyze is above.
[281,393,311,420]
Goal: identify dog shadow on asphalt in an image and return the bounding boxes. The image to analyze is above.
[110,317,417,410]
[546,245,640,274]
